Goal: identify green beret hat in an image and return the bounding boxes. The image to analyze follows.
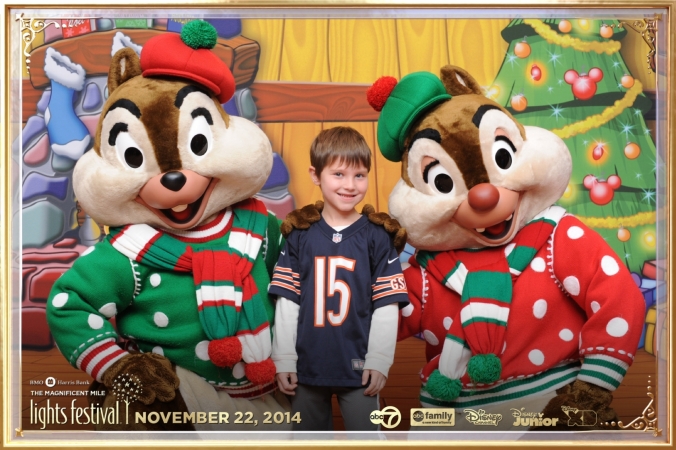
[367,72,451,162]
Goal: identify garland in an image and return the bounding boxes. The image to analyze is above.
[551,80,643,139]
[577,210,657,229]
[523,19,621,55]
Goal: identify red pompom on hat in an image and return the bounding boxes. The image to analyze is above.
[140,20,235,104]
[366,76,398,111]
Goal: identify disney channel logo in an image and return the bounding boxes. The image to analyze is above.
[369,406,401,429]
[463,408,503,426]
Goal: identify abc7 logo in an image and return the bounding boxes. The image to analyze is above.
[369,406,401,429]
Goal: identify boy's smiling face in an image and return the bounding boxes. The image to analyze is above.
[310,159,369,216]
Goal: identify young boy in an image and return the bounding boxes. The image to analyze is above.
[269,127,409,431]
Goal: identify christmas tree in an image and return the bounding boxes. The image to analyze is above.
[488,18,657,273]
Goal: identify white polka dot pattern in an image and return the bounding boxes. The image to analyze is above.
[98,303,117,318]
[232,362,246,379]
[443,317,452,330]
[563,276,580,296]
[559,329,574,341]
[152,346,164,356]
[601,256,620,276]
[590,301,601,313]
[88,314,104,330]
[423,330,439,346]
[528,349,545,366]
[81,246,96,257]
[530,257,546,272]
[52,293,68,308]
[150,273,161,287]
[154,312,169,328]
[606,317,629,337]
[195,341,210,361]
[567,226,584,239]
[532,299,548,319]
[401,303,414,318]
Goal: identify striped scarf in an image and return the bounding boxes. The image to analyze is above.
[107,198,270,341]
[417,206,565,384]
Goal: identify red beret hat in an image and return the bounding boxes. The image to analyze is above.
[140,21,235,104]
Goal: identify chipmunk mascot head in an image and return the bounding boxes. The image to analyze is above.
[367,66,645,429]
[46,21,290,431]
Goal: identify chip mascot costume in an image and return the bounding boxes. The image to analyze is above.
[47,21,290,431]
[365,66,645,430]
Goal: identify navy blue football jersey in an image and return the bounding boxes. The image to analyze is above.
[269,215,409,387]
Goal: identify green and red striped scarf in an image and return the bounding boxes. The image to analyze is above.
[107,198,270,342]
[416,206,565,383]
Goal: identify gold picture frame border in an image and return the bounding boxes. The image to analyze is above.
[2,1,673,448]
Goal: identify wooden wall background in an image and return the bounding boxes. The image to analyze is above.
[239,18,656,213]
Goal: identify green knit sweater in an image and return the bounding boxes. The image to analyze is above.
[46,212,283,392]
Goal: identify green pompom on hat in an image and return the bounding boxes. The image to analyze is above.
[366,72,451,162]
[181,20,218,49]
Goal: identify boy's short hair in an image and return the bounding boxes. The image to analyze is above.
[310,126,372,176]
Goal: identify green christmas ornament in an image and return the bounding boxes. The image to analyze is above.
[467,353,502,384]
[181,20,218,50]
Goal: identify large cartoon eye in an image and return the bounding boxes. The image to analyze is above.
[188,110,213,157]
[113,127,145,169]
[492,136,517,171]
[423,160,455,195]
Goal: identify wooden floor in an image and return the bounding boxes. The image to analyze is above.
[21,338,657,432]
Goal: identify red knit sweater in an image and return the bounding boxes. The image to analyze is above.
[399,214,645,408]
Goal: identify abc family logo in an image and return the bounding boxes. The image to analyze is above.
[369,406,401,429]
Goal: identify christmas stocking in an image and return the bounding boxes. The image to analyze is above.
[43,47,91,165]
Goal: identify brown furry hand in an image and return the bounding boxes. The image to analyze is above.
[533,379,619,430]
[101,353,180,405]
[280,201,324,238]
[361,205,408,254]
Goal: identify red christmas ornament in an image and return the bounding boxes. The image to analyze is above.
[590,181,614,205]
[564,68,604,100]
[607,174,622,190]
[531,64,542,81]
[583,174,596,189]
[592,144,605,160]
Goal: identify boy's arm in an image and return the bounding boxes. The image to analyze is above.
[363,303,398,377]
[271,296,300,373]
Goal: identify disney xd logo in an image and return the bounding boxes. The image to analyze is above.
[369,406,401,429]
[561,406,598,426]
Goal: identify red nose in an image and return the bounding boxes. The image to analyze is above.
[467,183,500,211]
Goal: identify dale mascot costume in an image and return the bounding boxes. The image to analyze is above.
[365,66,646,430]
[46,22,290,431]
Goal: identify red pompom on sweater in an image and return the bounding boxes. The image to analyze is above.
[208,336,242,367]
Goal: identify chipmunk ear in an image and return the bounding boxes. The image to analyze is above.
[108,47,142,95]
[440,65,484,96]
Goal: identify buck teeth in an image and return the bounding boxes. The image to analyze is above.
[507,214,513,220]
[172,204,188,212]
[476,228,486,233]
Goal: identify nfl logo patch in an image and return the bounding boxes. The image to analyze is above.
[332,233,342,243]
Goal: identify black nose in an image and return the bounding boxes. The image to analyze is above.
[160,171,187,192]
